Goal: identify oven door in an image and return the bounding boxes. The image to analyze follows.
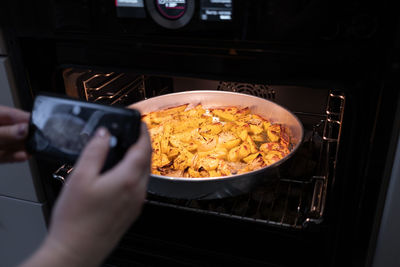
[3,41,395,267]
[3,0,400,265]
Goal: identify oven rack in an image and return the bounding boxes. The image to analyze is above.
[146,178,316,229]
[63,68,149,105]
[66,69,172,105]
[144,92,345,229]
[59,70,345,230]
[144,121,324,229]
[82,72,147,105]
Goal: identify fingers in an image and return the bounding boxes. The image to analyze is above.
[125,123,152,168]
[0,123,29,150]
[0,106,30,126]
[114,123,152,177]
[71,128,111,181]
[0,106,30,162]
[12,151,30,162]
[105,123,152,185]
[0,150,30,163]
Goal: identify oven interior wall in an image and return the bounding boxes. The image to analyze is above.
[63,70,330,115]
[55,69,340,266]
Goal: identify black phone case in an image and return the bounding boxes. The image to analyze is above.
[26,94,141,171]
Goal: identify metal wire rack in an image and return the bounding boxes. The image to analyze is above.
[60,70,346,229]
[144,91,345,229]
[79,71,147,105]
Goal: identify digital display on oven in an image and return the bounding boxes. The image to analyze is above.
[200,0,232,21]
[116,0,146,18]
[116,0,144,7]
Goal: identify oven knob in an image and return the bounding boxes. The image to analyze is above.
[146,0,195,29]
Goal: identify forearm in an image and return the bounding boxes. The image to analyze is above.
[20,124,151,267]
[19,236,101,267]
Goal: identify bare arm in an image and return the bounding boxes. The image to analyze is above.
[20,123,152,267]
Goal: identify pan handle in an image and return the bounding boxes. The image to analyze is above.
[53,164,74,184]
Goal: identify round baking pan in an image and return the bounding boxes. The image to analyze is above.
[129,91,304,199]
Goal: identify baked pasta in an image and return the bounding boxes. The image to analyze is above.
[142,104,292,178]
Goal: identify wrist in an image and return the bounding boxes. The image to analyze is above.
[42,235,87,267]
[20,235,96,267]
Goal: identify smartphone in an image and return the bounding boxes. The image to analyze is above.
[26,94,142,171]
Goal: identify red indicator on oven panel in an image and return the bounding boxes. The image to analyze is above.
[146,0,194,29]
[156,0,187,20]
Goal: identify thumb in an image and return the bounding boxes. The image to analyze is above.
[71,127,111,181]
[112,123,152,178]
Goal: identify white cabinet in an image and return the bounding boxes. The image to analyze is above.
[0,57,43,202]
[0,196,48,267]
[0,162,43,202]
[0,31,48,267]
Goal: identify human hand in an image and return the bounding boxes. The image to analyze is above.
[0,105,30,163]
[22,123,152,267]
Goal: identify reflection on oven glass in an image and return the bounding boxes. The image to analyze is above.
[42,114,88,154]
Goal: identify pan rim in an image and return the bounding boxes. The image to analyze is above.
[130,90,305,182]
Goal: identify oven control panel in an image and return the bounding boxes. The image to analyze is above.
[18,0,376,43]
[116,0,232,29]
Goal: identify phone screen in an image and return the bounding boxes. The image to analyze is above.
[27,94,141,167]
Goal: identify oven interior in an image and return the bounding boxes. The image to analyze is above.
[56,68,345,231]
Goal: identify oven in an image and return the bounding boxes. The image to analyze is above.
[1,0,400,266]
